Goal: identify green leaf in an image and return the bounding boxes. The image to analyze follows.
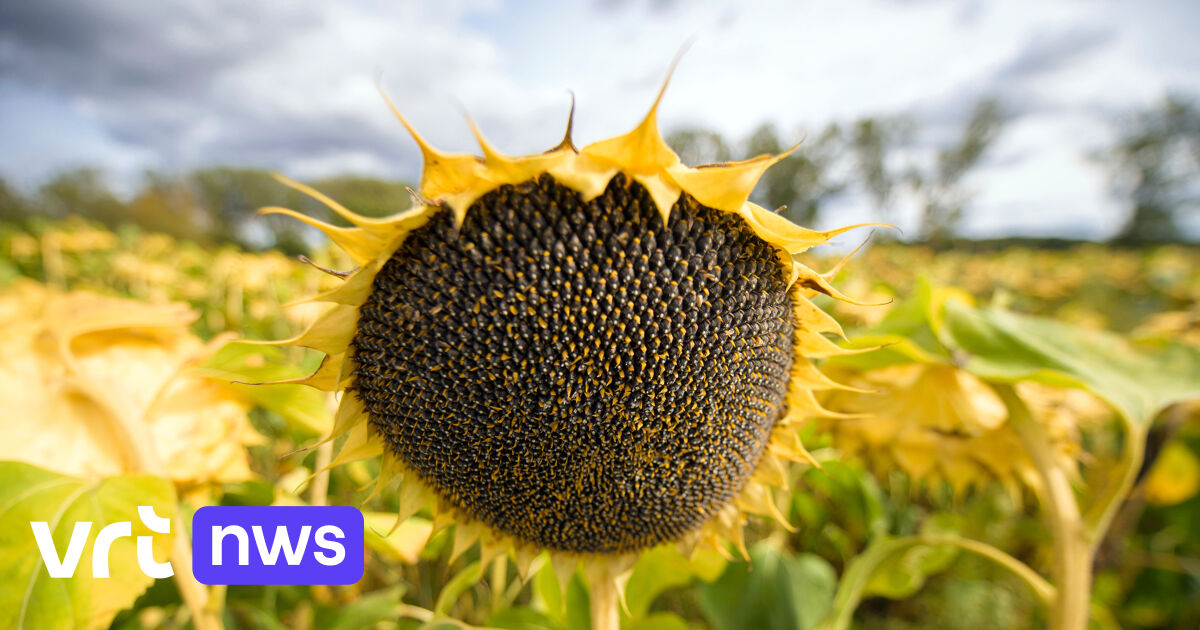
[622,545,704,619]
[199,342,332,435]
[861,512,963,600]
[828,278,954,371]
[940,299,1200,427]
[563,573,590,630]
[487,606,563,630]
[320,586,406,630]
[697,543,837,630]
[532,558,564,622]
[626,612,690,630]
[363,512,432,565]
[434,560,483,617]
[0,461,176,630]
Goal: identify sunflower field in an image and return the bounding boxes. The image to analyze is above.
[2,207,1198,630]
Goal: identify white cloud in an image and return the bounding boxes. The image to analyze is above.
[0,0,1196,238]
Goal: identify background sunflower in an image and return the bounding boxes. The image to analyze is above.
[3,3,1200,629]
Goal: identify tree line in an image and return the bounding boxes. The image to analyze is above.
[0,96,1195,251]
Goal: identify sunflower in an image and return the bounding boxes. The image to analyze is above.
[820,362,1105,498]
[0,281,260,489]
[259,68,867,624]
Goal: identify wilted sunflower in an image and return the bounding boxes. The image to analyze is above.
[0,281,260,489]
[260,70,868,618]
[821,363,1107,498]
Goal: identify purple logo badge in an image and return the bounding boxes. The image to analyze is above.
[192,506,364,585]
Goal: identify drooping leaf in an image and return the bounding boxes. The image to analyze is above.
[0,286,259,485]
[0,461,176,630]
[863,521,961,600]
[940,298,1200,428]
[199,342,332,435]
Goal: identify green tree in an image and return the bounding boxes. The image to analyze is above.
[910,99,1004,243]
[127,172,210,242]
[305,175,413,224]
[744,122,845,227]
[0,177,29,225]
[850,117,911,224]
[666,128,734,165]
[1106,95,1200,244]
[36,168,126,228]
[187,167,315,253]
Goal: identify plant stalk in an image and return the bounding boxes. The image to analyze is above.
[815,534,1053,630]
[310,440,333,506]
[996,383,1090,630]
[590,575,620,630]
[85,375,224,630]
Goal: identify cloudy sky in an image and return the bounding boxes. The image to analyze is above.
[1,0,1197,239]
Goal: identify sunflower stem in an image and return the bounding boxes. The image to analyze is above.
[995,383,1091,630]
[310,440,333,506]
[916,535,1055,605]
[171,523,224,630]
[85,369,224,630]
[589,573,620,630]
[815,536,917,630]
[815,534,1053,630]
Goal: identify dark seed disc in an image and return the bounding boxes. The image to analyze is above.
[352,173,795,553]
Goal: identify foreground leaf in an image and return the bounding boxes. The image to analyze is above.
[200,342,332,435]
[622,545,727,619]
[363,511,433,564]
[941,299,1200,428]
[320,585,406,630]
[697,543,836,630]
[0,461,176,630]
[864,513,962,599]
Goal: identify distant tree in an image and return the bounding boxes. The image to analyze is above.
[910,99,1004,243]
[666,128,734,165]
[36,168,126,228]
[850,116,911,224]
[127,172,210,242]
[0,178,29,224]
[187,168,314,252]
[305,175,413,224]
[1105,95,1200,244]
[744,122,845,227]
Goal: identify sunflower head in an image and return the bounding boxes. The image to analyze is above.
[821,362,1104,497]
[0,281,259,488]
[260,71,868,587]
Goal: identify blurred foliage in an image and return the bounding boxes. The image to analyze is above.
[0,93,1198,630]
[0,168,413,255]
[1,214,1198,629]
